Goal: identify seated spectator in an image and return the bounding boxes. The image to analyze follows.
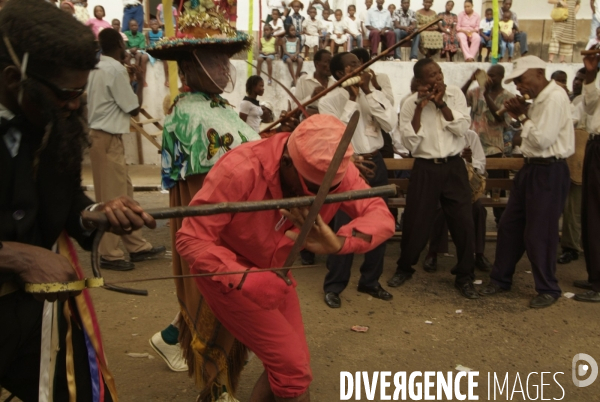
[345,4,363,51]
[502,0,528,56]
[331,9,348,53]
[270,8,286,56]
[257,23,277,84]
[320,9,333,50]
[303,6,322,59]
[499,9,515,62]
[438,0,459,61]
[416,0,442,58]
[365,0,395,60]
[393,0,420,61]
[457,0,480,62]
[285,0,305,41]
[283,24,304,87]
[586,26,600,49]
[479,8,493,62]
[156,2,179,30]
[388,3,396,17]
[124,19,149,87]
[111,18,130,44]
[86,5,111,38]
[267,0,288,23]
[309,0,330,19]
[146,18,170,86]
[239,75,265,133]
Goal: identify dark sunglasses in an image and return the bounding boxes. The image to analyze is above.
[28,73,86,101]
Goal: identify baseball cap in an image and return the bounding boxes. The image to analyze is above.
[504,55,547,84]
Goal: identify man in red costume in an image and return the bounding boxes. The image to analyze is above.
[176,115,395,401]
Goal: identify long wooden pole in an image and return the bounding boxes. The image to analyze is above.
[260,16,443,134]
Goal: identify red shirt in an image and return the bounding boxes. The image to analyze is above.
[176,133,395,288]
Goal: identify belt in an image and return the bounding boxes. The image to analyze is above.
[419,154,460,164]
[359,150,380,159]
[524,156,565,165]
[125,3,141,9]
[589,133,600,141]
[0,281,19,298]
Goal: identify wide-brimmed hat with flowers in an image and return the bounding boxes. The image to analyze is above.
[147,1,251,61]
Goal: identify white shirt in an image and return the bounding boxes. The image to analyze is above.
[267,0,287,14]
[123,0,142,6]
[520,80,574,158]
[87,55,139,135]
[400,85,471,159]
[365,7,393,30]
[303,18,322,36]
[271,18,285,36]
[583,81,600,134]
[571,94,589,130]
[359,8,370,33]
[239,99,263,133]
[319,86,399,154]
[586,38,599,50]
[294,73,337,109]
[595,0,600,21]
[321,18,334,34]
[344,16,362,36]
[371,72,394,105]
[464,129,486,174]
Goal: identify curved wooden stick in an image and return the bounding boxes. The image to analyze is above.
[260,16,443,134]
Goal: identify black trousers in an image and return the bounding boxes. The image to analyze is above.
[0,291,113,402]
[324,153,388,293]
[396,156,475,283]
[490,161,570,298]
[428,199,487,255]
[582,139,600,292]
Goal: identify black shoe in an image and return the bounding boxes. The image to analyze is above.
[479,282,508,296]
[300,250,315,265]
[100,257,135,271]
[357,285,393,301]
[475,254,492,272]
[530,293,557,309]
[129,246,166,262]
[573,280,593,290]
[324,292,341,308]
[574,290,600,303]
[557,249,579,264]
[423,254,437,273]
[387,272,412,287]
[455,281,480,299]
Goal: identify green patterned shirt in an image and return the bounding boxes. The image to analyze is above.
[161,92,261,189]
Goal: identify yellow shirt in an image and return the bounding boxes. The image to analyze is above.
[261,37,276,54]
[499,20,514,36]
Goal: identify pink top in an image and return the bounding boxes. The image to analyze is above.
[176,133,395,288]
[457,11,481,33]
[86,18,112,38]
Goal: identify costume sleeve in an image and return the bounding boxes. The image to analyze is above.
[442,87,470,137]
[109,67,139,114]
[176,152,258,288]
[583,81,600,117]
[521,97,567,150]
[365,90,397,133]
[336,165,395,254]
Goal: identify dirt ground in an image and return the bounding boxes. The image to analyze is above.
[3,191,600,401]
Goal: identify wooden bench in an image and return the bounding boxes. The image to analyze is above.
[384,157,525,209]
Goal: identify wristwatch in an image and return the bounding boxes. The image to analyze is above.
[518,114,529,123]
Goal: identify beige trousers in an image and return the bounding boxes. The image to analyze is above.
[89,129,151,261]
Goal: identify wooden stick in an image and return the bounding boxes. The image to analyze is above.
[260,16,443,133]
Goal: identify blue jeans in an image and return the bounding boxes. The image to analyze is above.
[480,35,492,48]
[123,4,144,32]
[500,39,514,58]
[394,29,420,60]
[348,34,362,50]
[592,14,600,40]
[514,31,528,55]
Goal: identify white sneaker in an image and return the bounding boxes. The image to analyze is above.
[149,332,189,372]
[411,58,418,62]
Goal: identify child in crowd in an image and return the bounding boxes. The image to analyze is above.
[111,18,129,43]
[285,0,305,47]
[331,9,348,53]
[586,26,600,50]
[479,8,493,62]
[388,3,396,17]
[156,2,179,30]
[320,8,333,50]
[345,5,362,51]
[270,8,286,57]
[257,23,276,84]
[499,10,515,62]
[146,18,170,87]
[303,6,321,59]
[125,19,149,87]
[309,0,329,19]
[86,5,111,39]
[239,75,265,133]
[283,24,304,87]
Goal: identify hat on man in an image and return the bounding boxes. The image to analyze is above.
[287,115,354,187]
[504,55,547,84]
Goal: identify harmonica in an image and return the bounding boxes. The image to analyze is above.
[496,94,530,116]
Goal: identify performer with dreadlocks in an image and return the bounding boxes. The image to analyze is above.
[0,0,157,400]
